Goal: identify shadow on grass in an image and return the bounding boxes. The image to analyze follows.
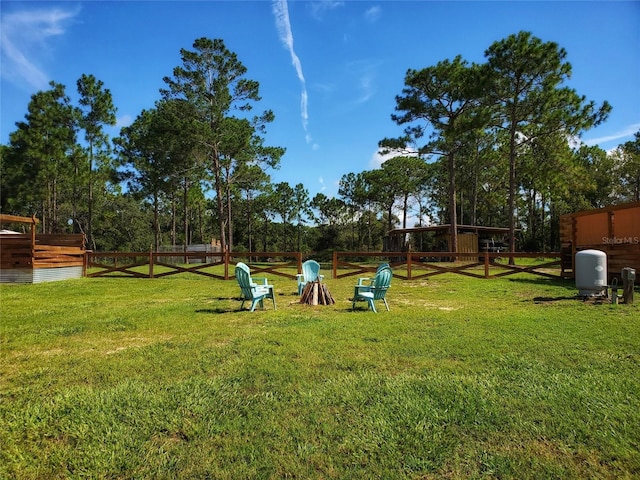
[533,295,613,305]
[196,308,234,314]
[533,295,579,303]
[509,277,575,289]
[196,296,243,314]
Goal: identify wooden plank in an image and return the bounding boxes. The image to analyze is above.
[1,249,31,256]
[151,261,225,280]
[33,248,84,256]
[0,237,32,245]
[34,256,84,264]
[1,260,33,268]
[36,234,85,248]
[33,261,84,269]
[0,214,39,224]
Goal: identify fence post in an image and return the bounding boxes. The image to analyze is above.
[224,248,229,280]
[407,250,413,280]
[484,252,490,278]
[149,251,154,279]
[333,251,337,279]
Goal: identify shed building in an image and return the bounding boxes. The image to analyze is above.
[0,214,86,283]
[387,224,514,260]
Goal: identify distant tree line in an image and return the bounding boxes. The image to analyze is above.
[2,33,639,257]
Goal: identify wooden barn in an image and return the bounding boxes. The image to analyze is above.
[0,214,86,283]
[560,201,640,281]
[387,224,513,260]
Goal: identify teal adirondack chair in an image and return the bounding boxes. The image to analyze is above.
[235,262,276,311]
[354,263,389,287]
[352,265,392,313]
[296,259,324,295]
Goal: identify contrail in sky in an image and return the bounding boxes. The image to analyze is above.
[0,7,79,90]
[272,0,310,141]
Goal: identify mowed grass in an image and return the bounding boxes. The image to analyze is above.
[1,272,639,479]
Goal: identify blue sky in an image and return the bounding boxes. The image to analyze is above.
[2,0,639,199]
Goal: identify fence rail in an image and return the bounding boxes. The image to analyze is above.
[332,251,564,280]
[86,250,565,281]
[87,251,303,279]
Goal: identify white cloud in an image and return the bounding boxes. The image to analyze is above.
[116,114,133,129]
[369,148,393,169]
[583,123,640,146]
[369,146,418,169]
[364,6,381,23]
[357,73,375,104]
[309,1,344,20]
[345,59,381,106]
[0,6,80,90]
[273,0,314,145]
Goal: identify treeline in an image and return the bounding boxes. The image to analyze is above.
[1,33,639,256]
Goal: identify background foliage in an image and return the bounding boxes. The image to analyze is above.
[2,33,638,254]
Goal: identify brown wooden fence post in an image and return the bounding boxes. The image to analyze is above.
[484,252,490,278]
[224,248,229,280]
[407,251,413,280]
[149,251,154,279]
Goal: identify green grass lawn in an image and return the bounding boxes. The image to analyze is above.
[1,273,638,479]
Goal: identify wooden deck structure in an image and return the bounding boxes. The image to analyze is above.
[0,214,86,283]
[560,201,640,282]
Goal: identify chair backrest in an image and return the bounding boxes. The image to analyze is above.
[376,263,390,273]
[372,267,392,299]
[235,262,254,298]
[302,260,321,282]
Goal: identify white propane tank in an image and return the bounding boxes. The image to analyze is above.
[575,249,607,296]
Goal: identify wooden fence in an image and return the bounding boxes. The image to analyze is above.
[87,250,565,281]
[1,233,85,270]
[560,201,640,281]
[87,251,303,279]
[332,251,564,280]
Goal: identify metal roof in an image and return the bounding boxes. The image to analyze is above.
[388,224,516,235]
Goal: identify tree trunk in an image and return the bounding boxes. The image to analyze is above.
[226,183,233,252]
[153,193,159,251]
[171,197,176,247]
[183,178,189,251]
[508,123,518,263]
[212,150,227,254]
[88,139,94,251]
[448,152,458,257]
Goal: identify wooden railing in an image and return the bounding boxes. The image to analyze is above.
[87,251,303,279]
[1,233,85,270]
[333,251,564,280]
[86,250,564,281]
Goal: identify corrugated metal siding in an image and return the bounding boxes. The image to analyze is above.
[0,269,33,283]
[33,267,83,283]
[0,266,83,283]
